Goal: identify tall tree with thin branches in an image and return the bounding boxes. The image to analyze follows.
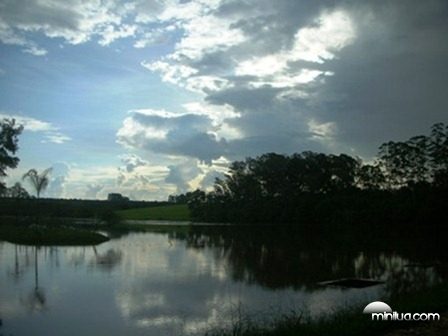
[22,168,52,198]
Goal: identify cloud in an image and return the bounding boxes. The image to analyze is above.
[117,109,227,163]
[133,25,175,49]
[0,112,71,144]
[0,0,138,54]
[199,169,224,191]
[23,45,48,56]
[85,184,104,199]
[165,159,203,193]
[45,162,70,198]
[0,112,55,131]
[3,0,448,198]
[305,0,448,156]
[42,132,72,144]
[0,21,48,56]
[119,154,149,173]
[137,0,448,161]
[132,1,357,164]
[46,175,66,198]
[116,154,173,200]
[98,23,137,46]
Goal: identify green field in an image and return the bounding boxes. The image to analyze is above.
[116,204,191,221]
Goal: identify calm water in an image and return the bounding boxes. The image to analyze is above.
[0,227,446,335]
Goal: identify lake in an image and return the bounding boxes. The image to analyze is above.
[0,226,446,335]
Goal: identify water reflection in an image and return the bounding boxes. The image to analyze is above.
[0,228,446,336]
[176,227,448,293]
[23,247,47,312]
[91,247,123,271]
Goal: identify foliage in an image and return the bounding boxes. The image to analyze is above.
[168,190,204,204]
[378,122,448,188]
[0,182,30,198]
[183,123,448,225]
[0,118,23,191]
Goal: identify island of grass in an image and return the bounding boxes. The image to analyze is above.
[0,224,109,246]
[116,204,190,221]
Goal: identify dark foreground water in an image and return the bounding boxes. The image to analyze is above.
[0,226,446,335]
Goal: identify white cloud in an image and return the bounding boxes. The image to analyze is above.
[172,14,245,60]
[133,25,175,48]
[0,0,137,54]
[119,154,149,173]
[234,10,354,90]
[0,112,71,144]
[236,54,288,77]
[42,132,72,144]
[0,112,55,132]
[165,158,203,193]
[85,183,104,199]
[291,9,356,64]
[99,24,137,46]
[23,45,48,56]
[308,119,337,140]
[182,102,240,124]
[142,61,198,85]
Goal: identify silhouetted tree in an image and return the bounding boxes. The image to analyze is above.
[429,123,448,188]
[0,119,23,192]
[187,123,448,225]
[378,123,448,189]
[355,164,385,190]
[3,182,30,198]
[22,168,52,198]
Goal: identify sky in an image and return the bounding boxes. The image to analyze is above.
[0,0,447,200]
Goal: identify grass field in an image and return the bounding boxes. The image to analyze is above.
[116,204,191,221]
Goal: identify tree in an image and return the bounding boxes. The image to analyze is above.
[429,123,448,188]
[355,164,385,190]
[0,119,24,191]
[2,182,30,198]
[22,168,52,198]
[378,123,448,189]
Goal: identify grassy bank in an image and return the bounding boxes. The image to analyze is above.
[206,284,448,336]
[0,224,109,246]
[116,204,190,221]
[109,222,191,235]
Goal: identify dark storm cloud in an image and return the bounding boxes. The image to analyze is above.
[193,0,448,159]
[308,0,448,156]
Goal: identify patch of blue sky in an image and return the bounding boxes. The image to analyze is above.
[0,31,197,172]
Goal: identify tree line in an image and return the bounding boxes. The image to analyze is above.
[173,123,448,229]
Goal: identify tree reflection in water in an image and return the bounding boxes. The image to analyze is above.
[1,228,446,336]
[91,247,123,271]
[171,226,448,296]
[22,246,46,312]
